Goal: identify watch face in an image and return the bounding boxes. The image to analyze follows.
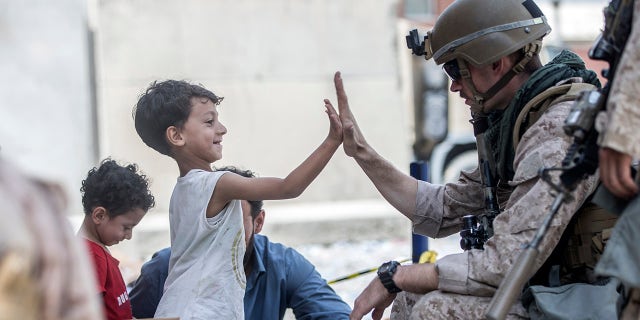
[379,262,392,274]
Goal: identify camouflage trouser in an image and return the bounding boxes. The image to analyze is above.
[390,291,528,320]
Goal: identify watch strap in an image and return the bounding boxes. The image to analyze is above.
[377,260,402,294]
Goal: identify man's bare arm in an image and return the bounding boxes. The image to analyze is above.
[330,71,418,217]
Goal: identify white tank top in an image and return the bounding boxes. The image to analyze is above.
[154,169,246,319]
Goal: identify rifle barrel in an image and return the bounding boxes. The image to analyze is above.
[485,193,566,320]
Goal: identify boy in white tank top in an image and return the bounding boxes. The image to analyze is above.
[133,79,342,319]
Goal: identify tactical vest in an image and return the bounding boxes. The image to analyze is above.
[513,82,618,287]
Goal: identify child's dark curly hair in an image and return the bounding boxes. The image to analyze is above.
[81,158,155,217]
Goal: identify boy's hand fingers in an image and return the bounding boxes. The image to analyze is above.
[324,99,343,142]
[324,99,337,115]
[325,101,340,124]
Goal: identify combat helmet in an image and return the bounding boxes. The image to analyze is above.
[406,0,551,111]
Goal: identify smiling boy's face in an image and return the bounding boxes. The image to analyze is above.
[173,98,228,168]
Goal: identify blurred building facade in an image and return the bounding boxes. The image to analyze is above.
[0,0,96,211]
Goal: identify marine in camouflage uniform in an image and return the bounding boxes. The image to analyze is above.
[595,0,640,318]
[391,56,600,319]
[328,0,601,319]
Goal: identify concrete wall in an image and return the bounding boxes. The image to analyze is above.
[0,0,96,213]
[92,0,413,257]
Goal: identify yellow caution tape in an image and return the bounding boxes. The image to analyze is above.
[328,250,438,285]
[419,250,438,264]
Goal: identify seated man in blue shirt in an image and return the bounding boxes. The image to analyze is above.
[129,166,351,320]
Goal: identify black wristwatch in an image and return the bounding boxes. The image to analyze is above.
[377,260,402,294]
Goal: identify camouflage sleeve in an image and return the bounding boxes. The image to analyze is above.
[435,101,599,296]
[599,1,640,159]
[413,167,485,238]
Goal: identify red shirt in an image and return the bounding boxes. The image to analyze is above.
[85,239,132,320]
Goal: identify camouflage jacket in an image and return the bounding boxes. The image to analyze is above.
[599,0,640,158]
[413,97,599,296]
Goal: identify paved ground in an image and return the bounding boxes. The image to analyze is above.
[286,235,462,320]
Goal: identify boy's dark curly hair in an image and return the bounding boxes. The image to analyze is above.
[215,166,263,219]
[133,79,223,156]
[81,158,155,217]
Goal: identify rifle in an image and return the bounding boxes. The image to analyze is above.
[459,113,501,251]
[485,0,634,319]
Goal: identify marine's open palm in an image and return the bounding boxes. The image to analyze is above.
[327,71,369,158]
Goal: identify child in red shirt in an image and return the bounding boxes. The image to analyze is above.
[78,158,155,320]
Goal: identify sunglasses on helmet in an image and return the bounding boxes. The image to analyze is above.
[443,59,462,82]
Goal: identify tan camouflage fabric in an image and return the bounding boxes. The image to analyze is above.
[398,82,599,318]
[598,3,640,319]
[598,0,640,159]
[0,160,103,320]
[391,291,527,320]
